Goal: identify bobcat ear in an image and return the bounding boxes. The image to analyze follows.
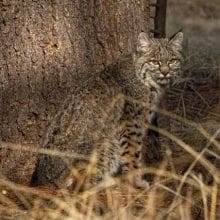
[137,32,152,53]
[169,32,183,51]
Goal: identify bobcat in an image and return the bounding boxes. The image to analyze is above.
[32,32,183,190]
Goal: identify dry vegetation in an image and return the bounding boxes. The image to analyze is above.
[0,0,220,219]
[0,84,219,220]
[0,107,219,220]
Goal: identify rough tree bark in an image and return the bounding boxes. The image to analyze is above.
[0,0,150,184]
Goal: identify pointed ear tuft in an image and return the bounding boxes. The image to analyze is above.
[169,32,183,51]
[137,32,151,53]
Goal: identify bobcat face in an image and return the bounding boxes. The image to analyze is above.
[134,32,183,89]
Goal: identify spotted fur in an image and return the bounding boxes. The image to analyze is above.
[135,32,183,90]
[33,32,183,191]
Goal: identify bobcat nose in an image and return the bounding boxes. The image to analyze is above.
[160,65,170,76]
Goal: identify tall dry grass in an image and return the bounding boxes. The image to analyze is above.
[1,1,220,218]
[0,97,219,219]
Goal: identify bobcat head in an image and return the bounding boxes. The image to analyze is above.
[134,32,183,90]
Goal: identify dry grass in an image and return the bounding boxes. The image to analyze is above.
[1,1,220,219]
[1,54,220,220]
[0,94,219,220]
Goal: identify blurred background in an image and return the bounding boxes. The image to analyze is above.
[167,0,220,86]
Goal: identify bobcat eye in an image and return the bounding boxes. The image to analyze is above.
[149,60,159,65]
[169,59,179,65]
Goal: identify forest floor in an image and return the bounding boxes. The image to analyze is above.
[0,57,219,219]
[0,0,220,219]
[0,82,219,219]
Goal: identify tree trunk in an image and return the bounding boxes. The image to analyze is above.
[0,0,150,184]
